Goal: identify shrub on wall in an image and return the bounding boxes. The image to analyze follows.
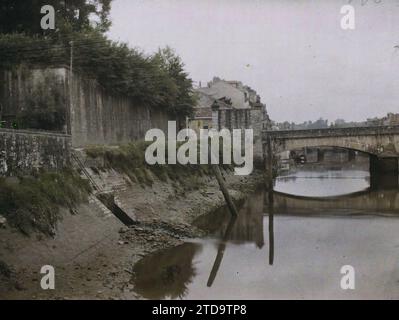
[0,31,196,120]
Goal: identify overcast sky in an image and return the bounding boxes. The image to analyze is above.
[107,0,399,123]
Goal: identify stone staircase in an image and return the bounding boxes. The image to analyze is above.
[71,149,137,226]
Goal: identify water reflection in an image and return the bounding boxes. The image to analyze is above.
[207,188,276,287]
[132,243,201,299]
[207,216,237,287]
[266,190,275,266]
[132,169,399,299]
[195,195,265,248]
[275,169,371,197]
[273,173,399,216]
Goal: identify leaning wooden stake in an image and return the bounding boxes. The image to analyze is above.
[208,140,238,217]
[210,164,238,217]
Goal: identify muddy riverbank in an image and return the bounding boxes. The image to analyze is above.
[0,165,263,300]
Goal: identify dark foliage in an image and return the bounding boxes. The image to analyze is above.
[0,32,196,115]
[0,0,195,122]
[0,0,112,35]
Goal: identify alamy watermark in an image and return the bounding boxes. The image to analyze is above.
[340,0,386,30]
[341,5,356,30]
[145,121,254,176]
[40,265,55,290]
[340,265,355,290]
[40,5,55,30]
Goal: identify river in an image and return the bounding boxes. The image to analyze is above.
[131,167,399,299]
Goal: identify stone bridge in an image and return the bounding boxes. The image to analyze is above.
[262,125,399,176]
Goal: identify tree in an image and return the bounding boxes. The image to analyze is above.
[0,31,188,113]
[0,0,113,35]
[153,47,197,122]
[0,5,196,120]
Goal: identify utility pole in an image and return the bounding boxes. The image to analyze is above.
[67,40,74,135]
[69,40,73,75]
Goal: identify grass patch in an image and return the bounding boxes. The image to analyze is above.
[0,169,91,236]
[85,142,218,189]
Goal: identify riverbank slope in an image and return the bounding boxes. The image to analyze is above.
[0,150,263,300]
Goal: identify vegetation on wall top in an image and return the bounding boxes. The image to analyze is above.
[0,0,196,119]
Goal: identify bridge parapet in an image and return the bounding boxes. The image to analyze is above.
[263,125,399,140]
[262,125,399,157]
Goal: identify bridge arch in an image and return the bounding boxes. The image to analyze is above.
[267,128,399,157]
[262,126,399,176]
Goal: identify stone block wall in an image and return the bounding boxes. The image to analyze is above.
[0,66,170,147]
[0,129,71,176]
[67,69,169,147]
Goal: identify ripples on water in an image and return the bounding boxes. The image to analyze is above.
[132,168,399,300]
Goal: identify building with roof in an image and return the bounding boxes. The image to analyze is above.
[190,77,271,164]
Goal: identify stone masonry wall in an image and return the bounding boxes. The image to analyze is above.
[67,69,169,147]
[0,129,71,176]
[0,66,170,147]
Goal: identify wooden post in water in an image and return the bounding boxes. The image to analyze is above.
[262,178,275,266]
[207,216,238,287]
[263,135,274,191]
[208,138,238,217]
[263,134,275,265]
[268,190,275,266]
[210,164,238,217]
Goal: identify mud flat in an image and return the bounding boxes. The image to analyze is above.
[0,165,263,300]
